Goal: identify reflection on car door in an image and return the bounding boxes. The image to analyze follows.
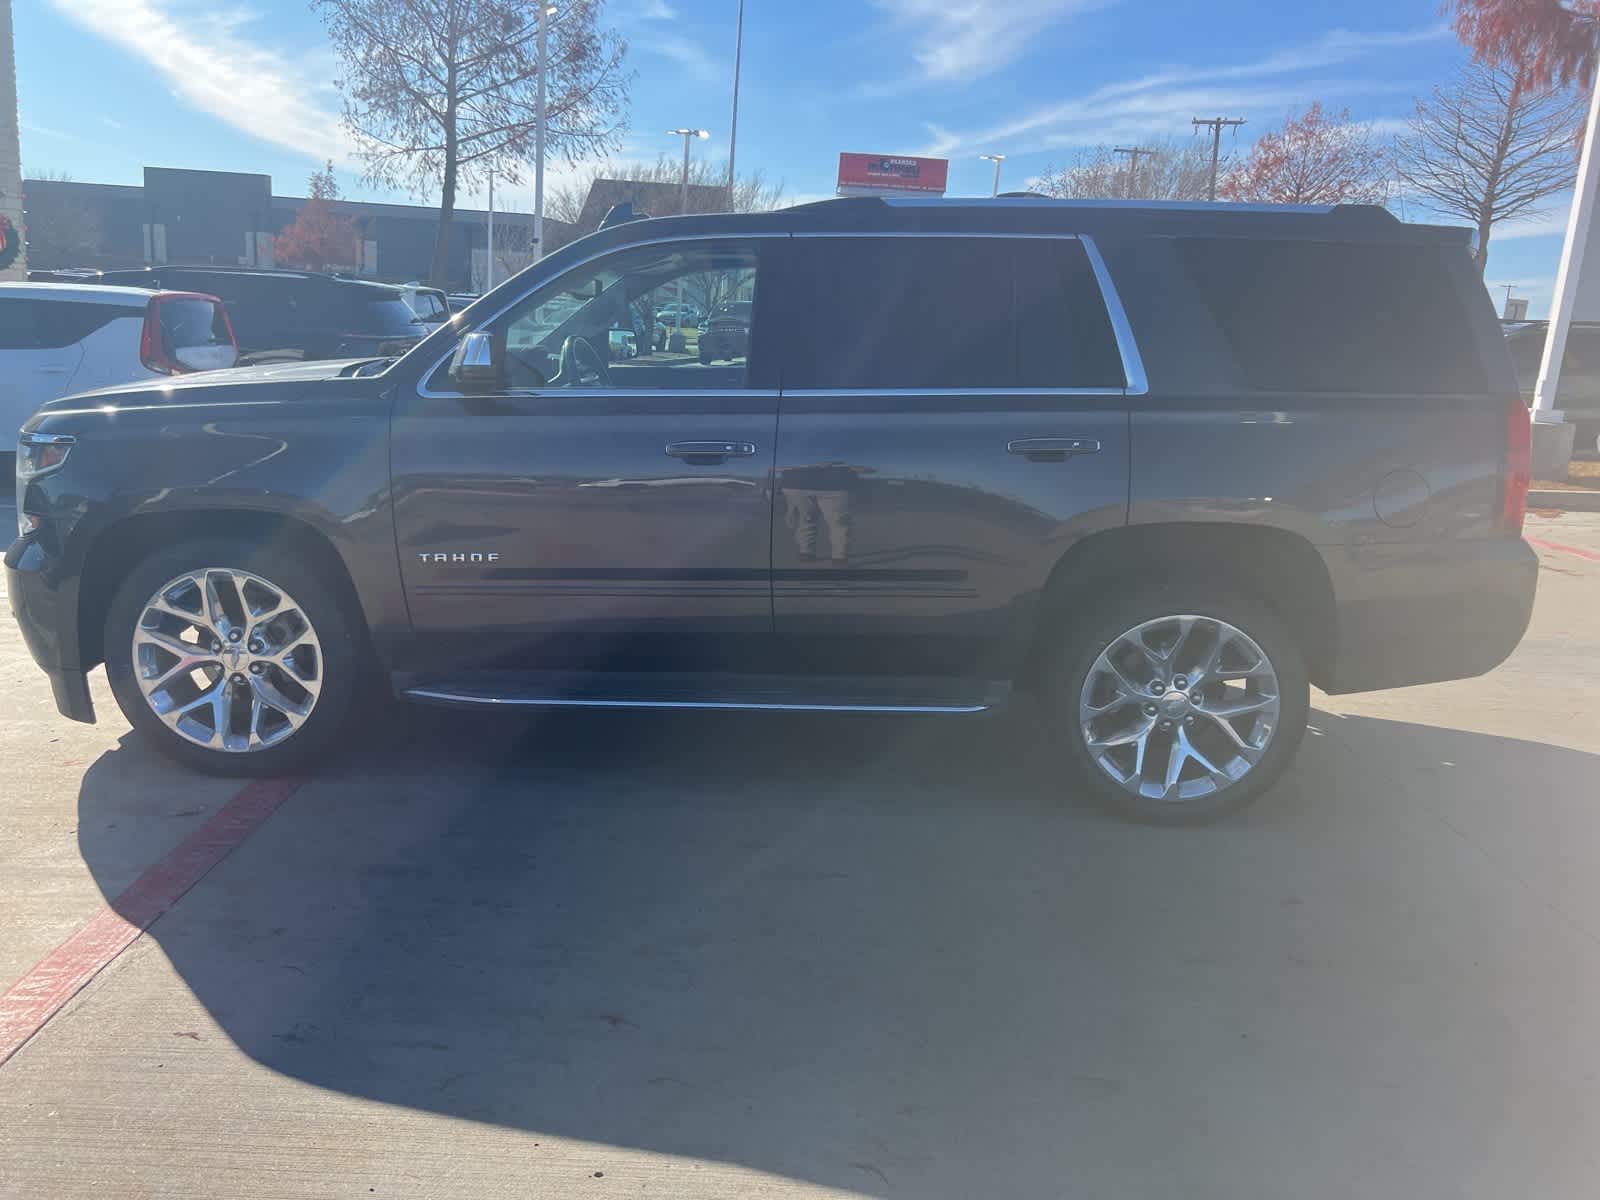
[770,234,1133,680]
[389,236,781,676]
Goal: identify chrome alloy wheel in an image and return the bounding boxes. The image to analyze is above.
[1078,614,1281,804]
[132,568,323,753]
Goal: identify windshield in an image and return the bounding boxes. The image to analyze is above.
[356,296,427,336]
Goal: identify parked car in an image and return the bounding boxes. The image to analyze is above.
[396,283,451,327]
[31,267,427,364]
[1504,320,1600,456]
[8,198,1536,822]
[446,293,480,313]
[1,283,235,443]
[656,301,703,326]
[698,301,751,364]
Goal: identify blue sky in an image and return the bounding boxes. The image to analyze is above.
[11,0,1579,314]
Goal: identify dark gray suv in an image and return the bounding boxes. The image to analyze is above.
[8,197,1537,821]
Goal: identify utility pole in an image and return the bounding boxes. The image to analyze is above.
[1191,116,1246,201]
[726,0,744,209]
[533,3,554,262]
[1112,146,1156,199]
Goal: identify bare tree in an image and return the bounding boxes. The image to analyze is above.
[21,170,102,268]
[1036,139,1219,200]
[547,155,786,230]
[1396,62,1585,274]
[1221,103,1391,205]
[315,0,630,287]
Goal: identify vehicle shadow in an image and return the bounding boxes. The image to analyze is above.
[76,704,1600,1196]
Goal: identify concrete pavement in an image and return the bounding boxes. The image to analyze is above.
[3,509,1600,1198]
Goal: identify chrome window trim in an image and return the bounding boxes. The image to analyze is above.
[781,388,1124,398]
[1079,236,1148,396]
[416,232,784,401]
[416,229,1149,400]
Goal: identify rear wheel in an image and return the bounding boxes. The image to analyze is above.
[104,539,360,775]
[1048,584,1309,823]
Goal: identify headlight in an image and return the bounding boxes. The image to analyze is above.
[17,433,75,481]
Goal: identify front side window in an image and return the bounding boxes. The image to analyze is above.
[457,240,760,391]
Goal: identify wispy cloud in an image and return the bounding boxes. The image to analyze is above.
[872,0,1116,85]
[46,0,349,163]
[636,30,725,84]
[911,25,1448,159]
[1496,200,1573,241]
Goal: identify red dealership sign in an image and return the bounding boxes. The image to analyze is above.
[836,153,949,195]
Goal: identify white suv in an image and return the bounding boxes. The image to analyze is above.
[1,283,237,439]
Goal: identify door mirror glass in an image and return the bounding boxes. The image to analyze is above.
[449,330,502,389]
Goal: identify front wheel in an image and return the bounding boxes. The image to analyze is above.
[1048,585,1310,823]
[104,539,361,775]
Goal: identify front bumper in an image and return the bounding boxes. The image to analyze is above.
[5,534,95,723]
[1319,536,1538,695]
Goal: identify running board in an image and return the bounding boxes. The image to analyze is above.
[397,672,1008,715]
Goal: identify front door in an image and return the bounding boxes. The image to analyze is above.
[390,236,779,675]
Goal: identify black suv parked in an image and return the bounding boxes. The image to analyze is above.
[29,266,428,364]
[8,198,1537,821]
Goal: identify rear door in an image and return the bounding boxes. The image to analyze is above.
[390,235,781,675]
[771,233,1134,679]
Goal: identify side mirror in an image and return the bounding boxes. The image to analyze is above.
[172,344,239,372]
[449,330,501,390]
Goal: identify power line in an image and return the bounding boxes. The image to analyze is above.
[1191,116,1246,201]
[1112,146,1157,198]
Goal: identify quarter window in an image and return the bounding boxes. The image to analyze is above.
[1178,237,1488,395]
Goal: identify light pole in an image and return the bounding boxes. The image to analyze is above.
[726,0,745,208]
[486,168,495,290]
[979,153,1005,197]
[669,127,711,214]
[667,128,710,346]
[533,3,556,264]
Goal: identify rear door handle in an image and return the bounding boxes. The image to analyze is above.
[1007,437,1101,462]
[666,440,758,463]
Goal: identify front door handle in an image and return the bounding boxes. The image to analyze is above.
[666,440,757,463]
[1007,437,1101,462]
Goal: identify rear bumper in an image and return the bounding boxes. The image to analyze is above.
[1319,537,1537,694]
[5,534,95,723]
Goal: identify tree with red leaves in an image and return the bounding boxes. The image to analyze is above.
[1220,103,1390,205]
[1450,0,1600,90]
[274,162,359,272]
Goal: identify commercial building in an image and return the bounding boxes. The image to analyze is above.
[20,166,576,290]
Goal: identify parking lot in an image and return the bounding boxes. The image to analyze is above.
[3,499,1600,1198]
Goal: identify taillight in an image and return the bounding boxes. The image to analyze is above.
[141,292,236,375]
[1502,395,1531,535]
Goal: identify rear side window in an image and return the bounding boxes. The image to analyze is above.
[1178,238,1487,395]
[158,297,231,351]
[784,237,1126,390]
[0,299,39,349]
[31,301,128,348]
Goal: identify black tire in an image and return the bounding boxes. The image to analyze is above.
[1046,582,1310,824]
[103,538,362,776]
[699,349,713,365]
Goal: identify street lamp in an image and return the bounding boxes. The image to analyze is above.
[668,128,712,214]
[532,3,557,264]
[979,153,1006,197]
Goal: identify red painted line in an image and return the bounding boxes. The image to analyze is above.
[0,777,301,1067]
[1528,536,1600,563]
